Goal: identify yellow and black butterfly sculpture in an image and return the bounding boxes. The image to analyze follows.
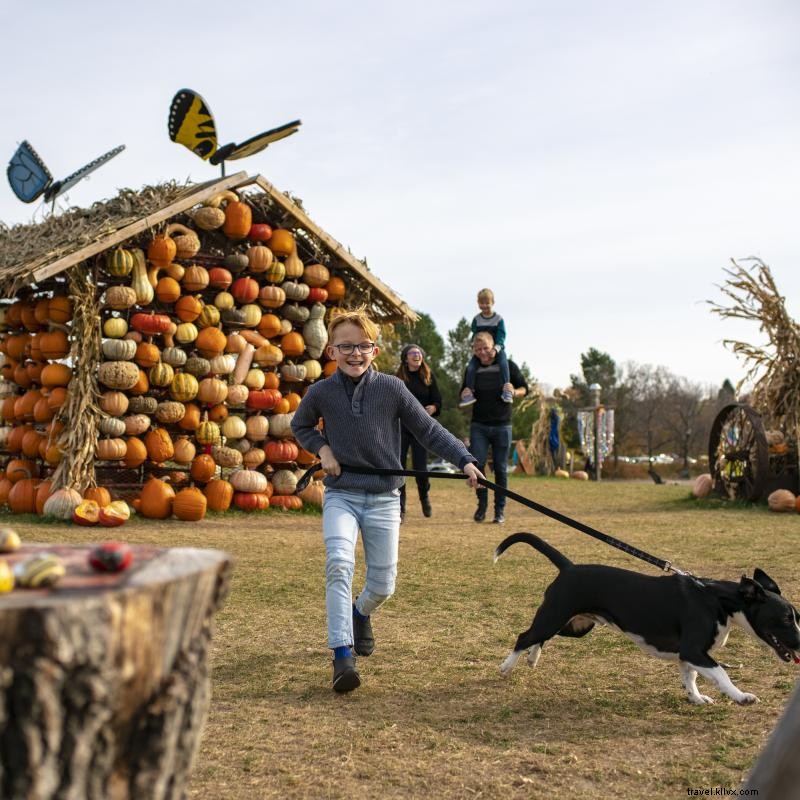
[168,89,301,174]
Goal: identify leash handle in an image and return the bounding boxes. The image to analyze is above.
[294,462,686,575]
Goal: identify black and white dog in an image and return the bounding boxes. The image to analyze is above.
[494,532,800,704]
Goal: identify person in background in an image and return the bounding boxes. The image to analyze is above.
[291,308,483,694]
[459,287,512,407]
[396,343,442,521]
[460,331,528,524]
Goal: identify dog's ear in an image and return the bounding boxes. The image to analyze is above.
[739,575,767,602]
[753,568,781,595]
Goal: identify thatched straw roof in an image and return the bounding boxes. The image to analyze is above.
[0,172,416,324]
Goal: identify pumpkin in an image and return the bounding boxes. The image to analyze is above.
[40,363,72,387]
[99,390,129,416]
[106,247,135,276]
[197,304,221,329]
[156,276,182,304]
[170,373,199,402]
[303,263,330,288]
[270,494,303,511]
[208,267,233,290]
[105,285,137,311]
[767,489,796,512]
[302,359,322,382]
[149,362,175,388]
[204,478,233,511]
[198,377,228,405]
[102,338,137,361]
[257,285,286,309]
[227,384,250,406]
[172,436,196,464]
[84,486,112,508]
[155,401,186,425]
[103,317,129,339]
[233,491,270,511]
[139,477,175,519]
[247,388,281,411]
[572,470,589,480]
[196,419,221,446]
[268,228,295,257]
[99,416,126,436]
[97,501,132,527]
[47,296,73,325]
[123,414,153,436]
[229,469,268,493]
[225,252,250,273]
[214,291,235,311]
[284,391,303,411]
[191,454,218,483]
[175,294,203,323]
[147,233,177,267]
[278,331,304,359]
[43,487,83,520]
[223,199,252,239]
[8,478,39,513]
[182,265,210,292]
[243,447,266,468]
[196,327,228,359]
[180,403,202,431]
[130,313,172,335]
[254,343,284,367]
[145,428,175,463]
[130,249,155,305]
[98,361,140,390]
[39,329,69,360]
[271,468,298,495]
[282,280,310,302]
[264,439,299,464]
[128,368,150,396]
[185,356,212,377]
[281,363,306,383]
[282,303,310,324]
[692,474,713,499]
[124,437,148,468]
[269,412,295,439]
[128,396,158,415]
[166,223,201,259]
[173,487,207,521]
[96,438,127,461]
[245,414,270,441]
[325,276,346,302]
[248,223,272,241]
[299,479,325,508]
[174,322,198,345]
[162,346,188,367]
[193,205,226,231]
[247,245,273,273]
[211,445,243,468]
[264,260,285,285]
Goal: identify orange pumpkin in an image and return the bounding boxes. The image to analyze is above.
[191,454,217,483]
[223,200,252,239]
[84,486,112,507]
[173,487,207,521]
[147,233,177,267]
[123,437,148,468]
[204,478,234,511]
[268,228,295,257]
[139,477,175,519]
[145,428,174,463]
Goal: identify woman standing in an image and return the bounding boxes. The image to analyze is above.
[396,344,443,520]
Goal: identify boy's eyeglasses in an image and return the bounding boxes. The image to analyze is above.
[332,342,376,355]
[406,351,423,358]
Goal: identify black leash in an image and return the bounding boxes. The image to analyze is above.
[296,463,689,575]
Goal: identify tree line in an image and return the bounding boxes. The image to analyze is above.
[377,315,736,465]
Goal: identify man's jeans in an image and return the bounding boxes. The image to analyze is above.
[469,422,512,514]
[322,488,401,649]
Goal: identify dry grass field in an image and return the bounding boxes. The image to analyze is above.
[7,476,800,799]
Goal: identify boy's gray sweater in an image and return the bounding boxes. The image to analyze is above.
[291,369,475,493]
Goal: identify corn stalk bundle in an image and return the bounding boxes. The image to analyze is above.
[50,264,102,491]
[709,257,800,448]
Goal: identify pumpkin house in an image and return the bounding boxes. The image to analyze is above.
[0,172,415,518]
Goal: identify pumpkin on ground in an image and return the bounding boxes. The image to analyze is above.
[173,487,207,521]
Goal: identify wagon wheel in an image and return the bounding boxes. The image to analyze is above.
[708,403,769,501]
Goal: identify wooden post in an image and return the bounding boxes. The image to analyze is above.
[744,679,800,797]
[0,544,232,800]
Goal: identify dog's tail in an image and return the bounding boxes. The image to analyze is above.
[493,532,572,571]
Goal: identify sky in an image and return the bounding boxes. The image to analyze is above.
[2,0,798,395]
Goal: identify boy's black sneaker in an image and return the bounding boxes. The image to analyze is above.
[421,497,432,517]
[332,655,361,693]
[474,507,486,522]
[353,609,375,656]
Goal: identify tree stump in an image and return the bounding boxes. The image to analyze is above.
[0,543,232,800]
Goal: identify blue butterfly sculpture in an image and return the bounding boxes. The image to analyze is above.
[168,88,301,175]
[7,140,125,204]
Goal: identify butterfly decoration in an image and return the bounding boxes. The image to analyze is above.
[7,140,126,204]
[168,88,301,174]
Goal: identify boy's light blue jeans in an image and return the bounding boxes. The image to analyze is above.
[322,488,401,649]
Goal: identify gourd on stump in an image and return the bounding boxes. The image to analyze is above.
[0,543,232,800]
